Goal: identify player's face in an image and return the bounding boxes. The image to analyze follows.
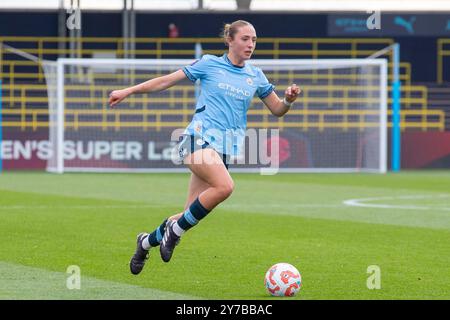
[229,25,257,61]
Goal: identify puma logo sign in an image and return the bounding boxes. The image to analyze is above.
[394,16,416,34]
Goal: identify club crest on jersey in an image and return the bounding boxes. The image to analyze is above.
[179,147,187,158]
[246,77,253,86]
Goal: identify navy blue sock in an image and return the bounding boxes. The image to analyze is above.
[147,218,167,247]
[176,197,211,232]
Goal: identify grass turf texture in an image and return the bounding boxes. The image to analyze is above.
[0,171,449,299]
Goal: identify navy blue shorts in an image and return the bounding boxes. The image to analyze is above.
[174,134,230,170]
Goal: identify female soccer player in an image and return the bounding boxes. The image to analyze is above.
[108,20,301,275]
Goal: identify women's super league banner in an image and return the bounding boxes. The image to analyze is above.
[2,128,449,170]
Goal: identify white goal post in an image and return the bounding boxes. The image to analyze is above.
[44,58,387,173]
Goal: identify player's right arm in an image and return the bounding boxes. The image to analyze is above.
[109,69,187,108]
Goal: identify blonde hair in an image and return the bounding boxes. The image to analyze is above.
[221,20,254,46]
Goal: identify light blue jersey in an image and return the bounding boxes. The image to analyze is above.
[182,53,274,155]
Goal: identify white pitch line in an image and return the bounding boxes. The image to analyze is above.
[0,203,345,210]
[3,196,449,212]
[0,204,169,210]
[224,203,344,208]
[0,261,202,300]
[343,194,450,211]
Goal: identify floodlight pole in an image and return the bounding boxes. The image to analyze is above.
[69,0,81,59]
[58,0,66,59]
[236,0,252,10]
[122,0,128,59]
[122,0,135,60]
[130,0,135,59]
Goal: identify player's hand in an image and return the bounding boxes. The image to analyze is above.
[109,89,129,108]
[284,84,301,104]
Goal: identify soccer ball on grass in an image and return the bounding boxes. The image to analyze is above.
[264,262,302,297]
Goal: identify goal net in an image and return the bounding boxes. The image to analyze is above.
[44,58,387,173]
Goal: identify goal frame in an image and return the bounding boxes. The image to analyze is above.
[49,58,388,174]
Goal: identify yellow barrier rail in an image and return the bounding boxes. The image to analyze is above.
[2,108,444,132]
[0,83,428,112]
[437,38,450,84]
[0,36,394,56]
[0,60,412,87]
[0,37,417,113]
[0,36,400,82]
[0,83,430,134]
[0,36,438,132]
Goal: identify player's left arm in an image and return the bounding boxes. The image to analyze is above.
[262,84,301,117]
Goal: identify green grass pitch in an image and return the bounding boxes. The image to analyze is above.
[0,171,449,299]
